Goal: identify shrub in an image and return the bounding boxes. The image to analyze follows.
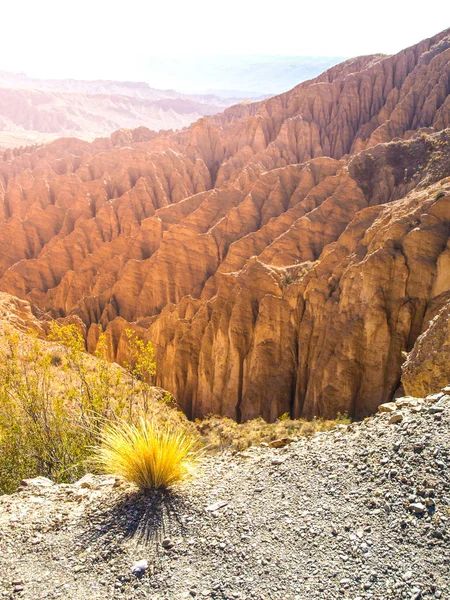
[277,412,291,421]
[0,321,352,494]
[124,328,157,413]
[0,324,186,494]
[93,418,199,490]
[50,351,63,366]
[196,412,351,452]
[124,328,156,384]
[0,328,91,492]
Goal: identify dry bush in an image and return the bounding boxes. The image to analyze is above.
[0,322,351,495]
[0,325,188,494]
[93,418,199,490]
[196,413,351,452]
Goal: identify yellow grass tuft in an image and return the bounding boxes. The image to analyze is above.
[93,419,199,490]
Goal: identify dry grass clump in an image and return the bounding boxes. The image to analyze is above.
[0,324,189,494]
[196,413,351,452]
[0,320,350,494]
[93,419,199,489]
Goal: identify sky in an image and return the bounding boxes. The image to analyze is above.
[0,0,447,89]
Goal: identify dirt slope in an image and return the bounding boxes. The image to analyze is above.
[1,391,449,599]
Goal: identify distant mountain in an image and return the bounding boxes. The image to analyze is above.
[0,56,344,149]
[0,70,261,104]
[0,71,267,149]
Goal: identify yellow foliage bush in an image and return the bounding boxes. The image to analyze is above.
[0,322,351,495]
[93,418,199,490]
[0,325,185,494]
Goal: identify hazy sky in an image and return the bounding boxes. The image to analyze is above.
[1,0,447,84]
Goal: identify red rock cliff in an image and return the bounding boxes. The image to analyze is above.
[0,29,449,421]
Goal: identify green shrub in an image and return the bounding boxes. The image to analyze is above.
[0,325,181,494]
[0,322,353,494]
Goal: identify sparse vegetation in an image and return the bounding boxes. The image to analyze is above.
[123,328,157,413]
[279,262,315,288]
[0,322,351,494]
[386,135,433,185]
[124,328,156,385]
[93,418,199,490]
[0,324,187,494]
[350,129,450,200]
[196,413,351,452]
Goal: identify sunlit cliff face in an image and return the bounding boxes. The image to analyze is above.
[0,27,449,424]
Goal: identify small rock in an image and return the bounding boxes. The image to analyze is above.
[269,438,294,448]
[75,473,97,489]
[409,502,426,514]
[73,565,84,573]
[432,529,445,539]
[20,476,53,487]
[396,397,420,408]
[378,402,397,413]
[388,412,404,424]
[131,559,148,575]
[162,538,174,549]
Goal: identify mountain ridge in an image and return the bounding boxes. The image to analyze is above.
[0,28,449,421]
[0,70,269,149]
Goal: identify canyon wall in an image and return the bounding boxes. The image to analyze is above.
[0,29,449,420]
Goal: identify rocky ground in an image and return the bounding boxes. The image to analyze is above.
[1,390,449,600]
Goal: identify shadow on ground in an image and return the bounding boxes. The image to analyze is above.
[80,489,186,553]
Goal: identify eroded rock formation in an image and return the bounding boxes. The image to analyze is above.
[0,29,449,421]
[402,296,450,397]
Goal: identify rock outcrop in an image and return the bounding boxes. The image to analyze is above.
[0,29,449,421]
[402,297,450,397]
[0,291,45,335]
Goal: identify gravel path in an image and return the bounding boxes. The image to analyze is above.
[1,391,449,600]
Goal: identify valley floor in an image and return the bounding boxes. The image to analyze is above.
[1,393,449,600]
